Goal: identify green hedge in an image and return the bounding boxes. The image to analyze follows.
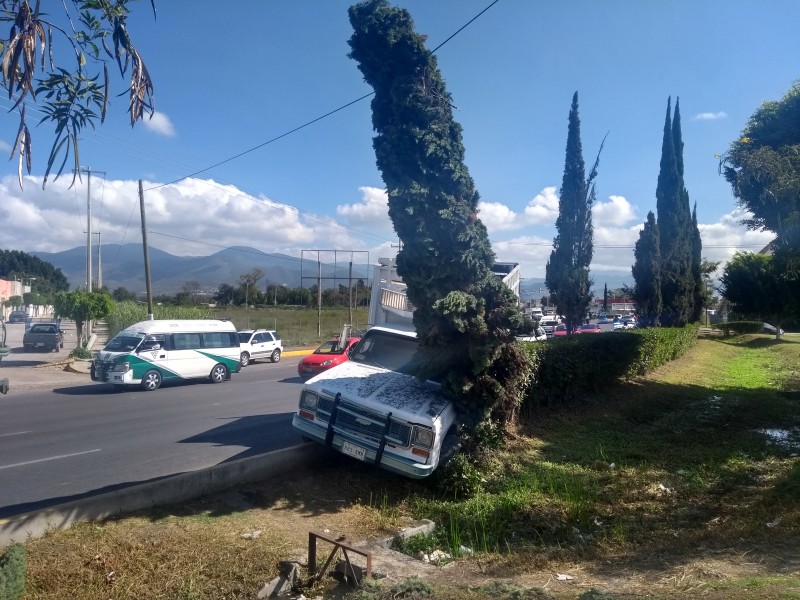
[0,543,25,600]
[713,320,763,337]
[521,325,700,409]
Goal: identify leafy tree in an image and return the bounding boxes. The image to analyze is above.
[111,287,138,302]
[0,249,70,297]
[720,252,795,339]
[181,281,203,305]
[721,81,800,275]
[632,211,662,324]
[348,0,531,431]
[238,269,264,306]
[545,92,600,335]
[53,290,114,345]
[689,204,704,322]
[655,97,694,326]
[213,284,236,306]
[0,0,156,188]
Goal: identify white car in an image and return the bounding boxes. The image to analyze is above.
[516,326,548,342]
[237,329,282,366]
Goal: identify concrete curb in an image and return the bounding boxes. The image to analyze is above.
[0,443,327,549]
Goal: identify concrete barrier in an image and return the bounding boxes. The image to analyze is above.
[0,443,327,549]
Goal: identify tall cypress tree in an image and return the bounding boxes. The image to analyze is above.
[632,211,662,324]
[656,97,693,326]
[690,203,704,322]
[603,283,608,312]
[347,0,530,429]
[545,92,599,335]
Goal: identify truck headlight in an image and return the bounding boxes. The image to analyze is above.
[413,426,434,448]
[111,361,130,373]
[299,391,319,411]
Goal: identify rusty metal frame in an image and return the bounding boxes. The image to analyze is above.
[308,530,372,584]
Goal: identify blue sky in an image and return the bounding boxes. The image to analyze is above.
[0,0,797,285]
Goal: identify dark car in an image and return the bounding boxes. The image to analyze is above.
[7,310,27,323]
[22,322,64,352]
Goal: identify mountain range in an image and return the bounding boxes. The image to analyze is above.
[31,244,374,295]
[31,244,632,297]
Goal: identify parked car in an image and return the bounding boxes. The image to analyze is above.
[553,324,569,337]
[516,326,548,342]
[621,316,636,330]
[298,336,361,380]
[540,317,560,338]
[7,310,27,324]
[22,322,64,352]
[598,314,608,324]
[238,329,282,366]
[762,323,785,335]
[577,323,603,334]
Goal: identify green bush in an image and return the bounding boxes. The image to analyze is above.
[521,325,700,410]
[713,320,764,337]
[71,345,93,359]
[0,543,25,600]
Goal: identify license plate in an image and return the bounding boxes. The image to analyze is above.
[35,342,44,347]
[341,441,366,461]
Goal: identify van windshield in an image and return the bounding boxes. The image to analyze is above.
[104,333,145,352]
[349,331,422,374]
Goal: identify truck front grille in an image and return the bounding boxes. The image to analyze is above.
[317,396,411,446]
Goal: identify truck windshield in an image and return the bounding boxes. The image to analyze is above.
[104,333,145,352]
[349,331,421,373]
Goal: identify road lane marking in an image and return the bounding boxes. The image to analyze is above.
[0,431,31,438]
[0,449,101,471]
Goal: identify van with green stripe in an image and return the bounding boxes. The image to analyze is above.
[91,319,241,391]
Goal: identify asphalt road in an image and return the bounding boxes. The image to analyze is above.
[0,346,306,518]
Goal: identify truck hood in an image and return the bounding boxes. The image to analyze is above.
[307,361,451,422]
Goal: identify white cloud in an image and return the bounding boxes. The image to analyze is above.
[0,140,12,153]
[693,111,727,121]
[593,195,638,227]
[523,186,560,225]
[335,186,393,234]
[143,111,176,137]
[477,201,520,232]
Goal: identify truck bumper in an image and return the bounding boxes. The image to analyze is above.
[291,414,436,479]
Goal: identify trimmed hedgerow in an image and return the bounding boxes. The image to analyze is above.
[713,321,763,337]
[0,543,25,600]
[521,325,699,409]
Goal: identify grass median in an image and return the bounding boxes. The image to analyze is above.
[16,333,800,599]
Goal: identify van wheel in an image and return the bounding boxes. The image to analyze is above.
[270,349,281,363]
[240,352,250,367]
[209,363,228,384]
[141,370,162,391]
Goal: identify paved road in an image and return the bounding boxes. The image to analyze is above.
[0,326,308,517]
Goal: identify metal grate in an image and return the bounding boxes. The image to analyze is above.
[318,396,410,446]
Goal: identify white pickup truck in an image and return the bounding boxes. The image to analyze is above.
[291,326,460,479]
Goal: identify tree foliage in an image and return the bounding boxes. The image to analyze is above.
[721,81,800,274]
[0,0,156,188]
[546,92,600,335]
[655,97,697,326]
[347,0,530,429]
[632,211,662,323]
[53,290,113,344]
[720,251,795,338]
[0,248,70,298]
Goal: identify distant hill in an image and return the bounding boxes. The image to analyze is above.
[32,244,374,294]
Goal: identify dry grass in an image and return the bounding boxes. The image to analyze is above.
[15,334,800,600]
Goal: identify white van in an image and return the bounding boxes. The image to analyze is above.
[91,319,241,391]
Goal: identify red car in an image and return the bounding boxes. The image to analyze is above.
[553,324,569,337]
[297,337,361,379]
[577,323,603,334]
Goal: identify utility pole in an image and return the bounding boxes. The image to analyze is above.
[139,180,154,319]
[84,167,92,292]
[94,232,102,290]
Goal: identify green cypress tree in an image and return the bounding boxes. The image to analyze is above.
[656,97,693,326]
[347,0,530,430]
[632,211,662,324]
[545,92,599,335]
[603,283,608,312]
[690,204,704,322]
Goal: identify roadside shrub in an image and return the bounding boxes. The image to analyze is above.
[714,321,763,337]
[0,543,25,600]
[521,325,700,410]
[427,453,484,499]
[71,344,93,359]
